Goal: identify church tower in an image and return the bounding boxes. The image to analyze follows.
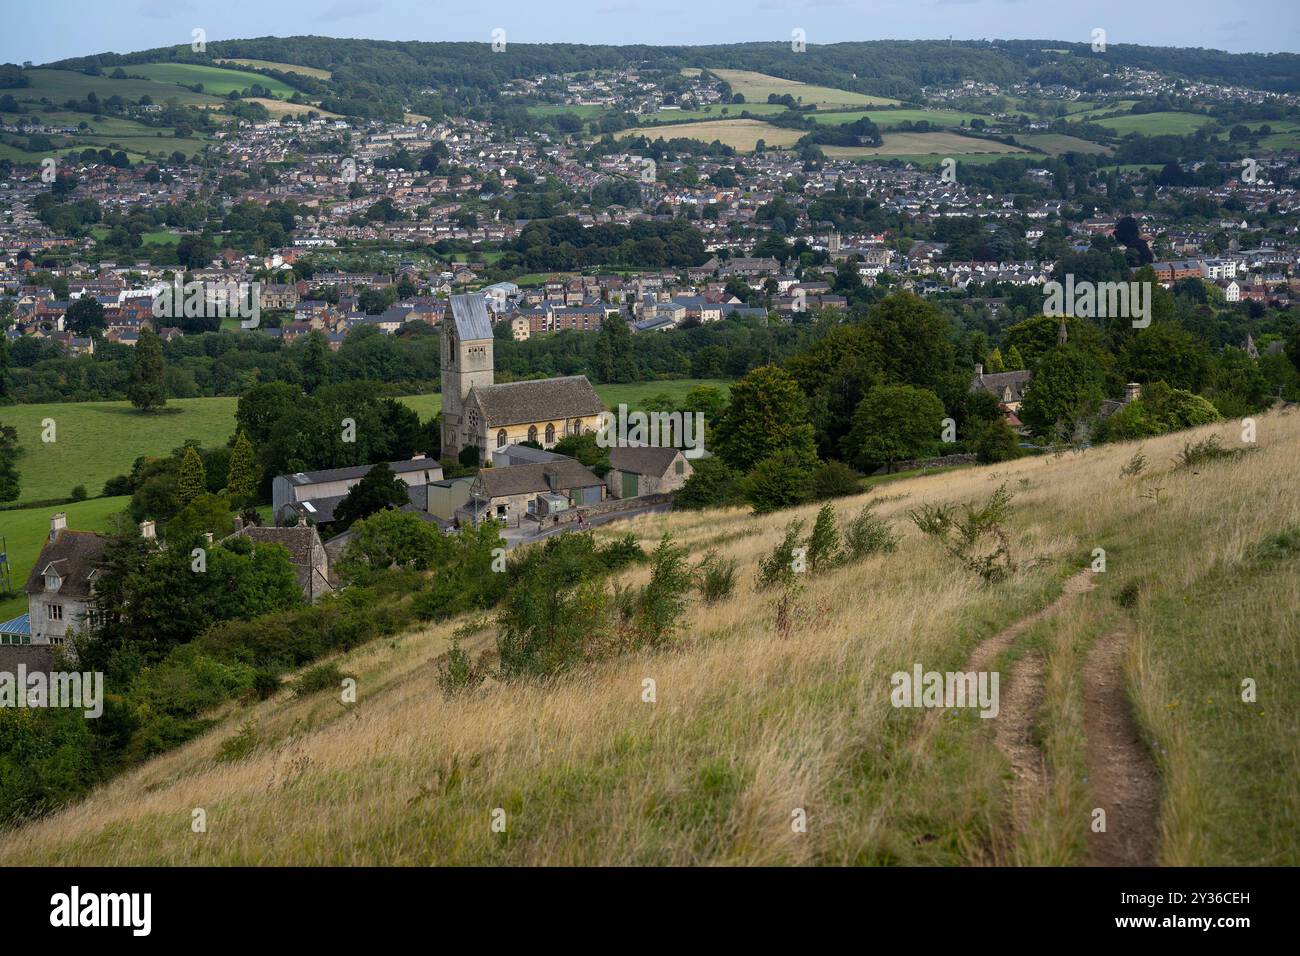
[441,294,495,458]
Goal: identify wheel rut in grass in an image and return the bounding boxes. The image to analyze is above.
[966,570,1096,856]
[1082,627,1160,866]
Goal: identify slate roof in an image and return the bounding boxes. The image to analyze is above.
[474,459,603,498]
[284,459,443,487]
[0,613,31,636]
[448,293,494,341]
[473,376,605,428]
[24,530,109,601]
[971,369,1032,403]
[610,445,682,476]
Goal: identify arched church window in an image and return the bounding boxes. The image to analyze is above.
[545,423,555,445]
[497,429,507,448]
[527,425,538,444]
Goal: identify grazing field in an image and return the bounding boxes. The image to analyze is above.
[1089,111,1213,136]
[12,68,224,108]
[621,118,804,151]
[4,412,1294,865]
[820,131,1028,159]
[1016,133,1114,156]
[0,397,239,506]
[638,103,789,123]
[806,108,985,128]
[129,63,299,99]
[243,97,342,119]
[215,58,332,80]
[526,104,610,121]
[707,69,899,108]
[0,496,129,622]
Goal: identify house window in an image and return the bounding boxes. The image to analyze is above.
[545,423,555,445]
[675,460,685,475]
[496,504,507,516]
[45,603,63,621]
[45,573,61,591]
[497,429,507,448]
[527,425,538,444]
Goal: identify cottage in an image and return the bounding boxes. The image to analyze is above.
[460,458,605,528]
[606,445,693,499]
[22,514,109,645]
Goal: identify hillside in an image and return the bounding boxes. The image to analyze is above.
[2,410,1296,866]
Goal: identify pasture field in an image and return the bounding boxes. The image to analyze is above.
[526,104,610,121]
[707,69,899,108]
[214,58,332,80]
[129,63,299,99]
[3,412,1294,864]
[1015,133,1114,156]
[12,69,224,108]
[621,118,804,151]
[820,131,1028,159]
[1089,111,1213,136]
[638,103,789,123]
[806,108,985,128]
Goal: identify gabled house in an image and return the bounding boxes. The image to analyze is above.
[23,513,109,645]
[606,445,693,499]
[460,458,605,528]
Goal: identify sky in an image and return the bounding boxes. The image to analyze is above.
[2,0,1298,64]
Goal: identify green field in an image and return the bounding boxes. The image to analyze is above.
[12,68,224,108]
[215,58,332,80]
[0,104,212,163]
[0,495,129,622]
[129,63,299,99]
[707,68,899,108]
[525,104,609,120]
[1016,133,1114,156]
[806,108,985,128]
[639,103,789,123]
[820,130,1027,160]
[1089,111,1213,136]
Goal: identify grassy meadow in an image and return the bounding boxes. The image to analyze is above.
[706,69,899,108]
[128,63,299,100]
[0,411,1294,864]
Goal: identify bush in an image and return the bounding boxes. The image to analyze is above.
[739,449,815,514]
[633,534,692,647]
[696,549,738,604]
[757,520,805,589]
[436,639,484,697]
[842,502,898,558]
[215,718,260,762]
[674,456,738,510]
[1175,435,1242,469]
[251,670,281,700]
[294,661,351,698]
[974,419,1022,464]
[810,460,860,499]
[806,504,841,571]
[909,484,1015,584]
[102,474,133,497]
[70,484,88,501]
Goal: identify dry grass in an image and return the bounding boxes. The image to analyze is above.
[2,413,1297,865]
[620,119,804,152]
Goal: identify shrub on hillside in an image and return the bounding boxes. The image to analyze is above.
[757,519,805,589]
[842,502,898,559]
[436,639,485,697]
[810,459,861,499]
[974,418,1022,464]
[674,456,738,510]
[294,661,352,698]
[910,484,1016,584]
[696,549,738,604]
[740,448,815,514]
[806,504,841,572]
[633,534,693,647]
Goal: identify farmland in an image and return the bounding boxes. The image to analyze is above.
[819,131,1028,159]
[621,118,804,151]
[1088,111,1214,136]
[11,68,224,108]
[1016,133,1114,156]
[805,108,986,129]
[128,63,300,99]
[705,69,899,108]
[214,58,332,80]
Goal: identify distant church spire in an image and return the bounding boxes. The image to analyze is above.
[1057,316,1068,346]
[1244,333,1259,360]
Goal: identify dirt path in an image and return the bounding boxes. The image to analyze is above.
[966,570,1097,849]
[1082,628,1160,866]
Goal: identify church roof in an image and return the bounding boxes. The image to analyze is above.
[448,293,493,341]
[473,376,605,427]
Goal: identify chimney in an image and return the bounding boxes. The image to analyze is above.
[411,453,425,461]
[297,515,308,528]
[974,363,984,379]
[1124,382,1142,404]
[139,519,156,540]
[204,532,214,546]
[49,512,67,542]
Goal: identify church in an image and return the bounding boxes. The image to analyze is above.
[440,294,606,462]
